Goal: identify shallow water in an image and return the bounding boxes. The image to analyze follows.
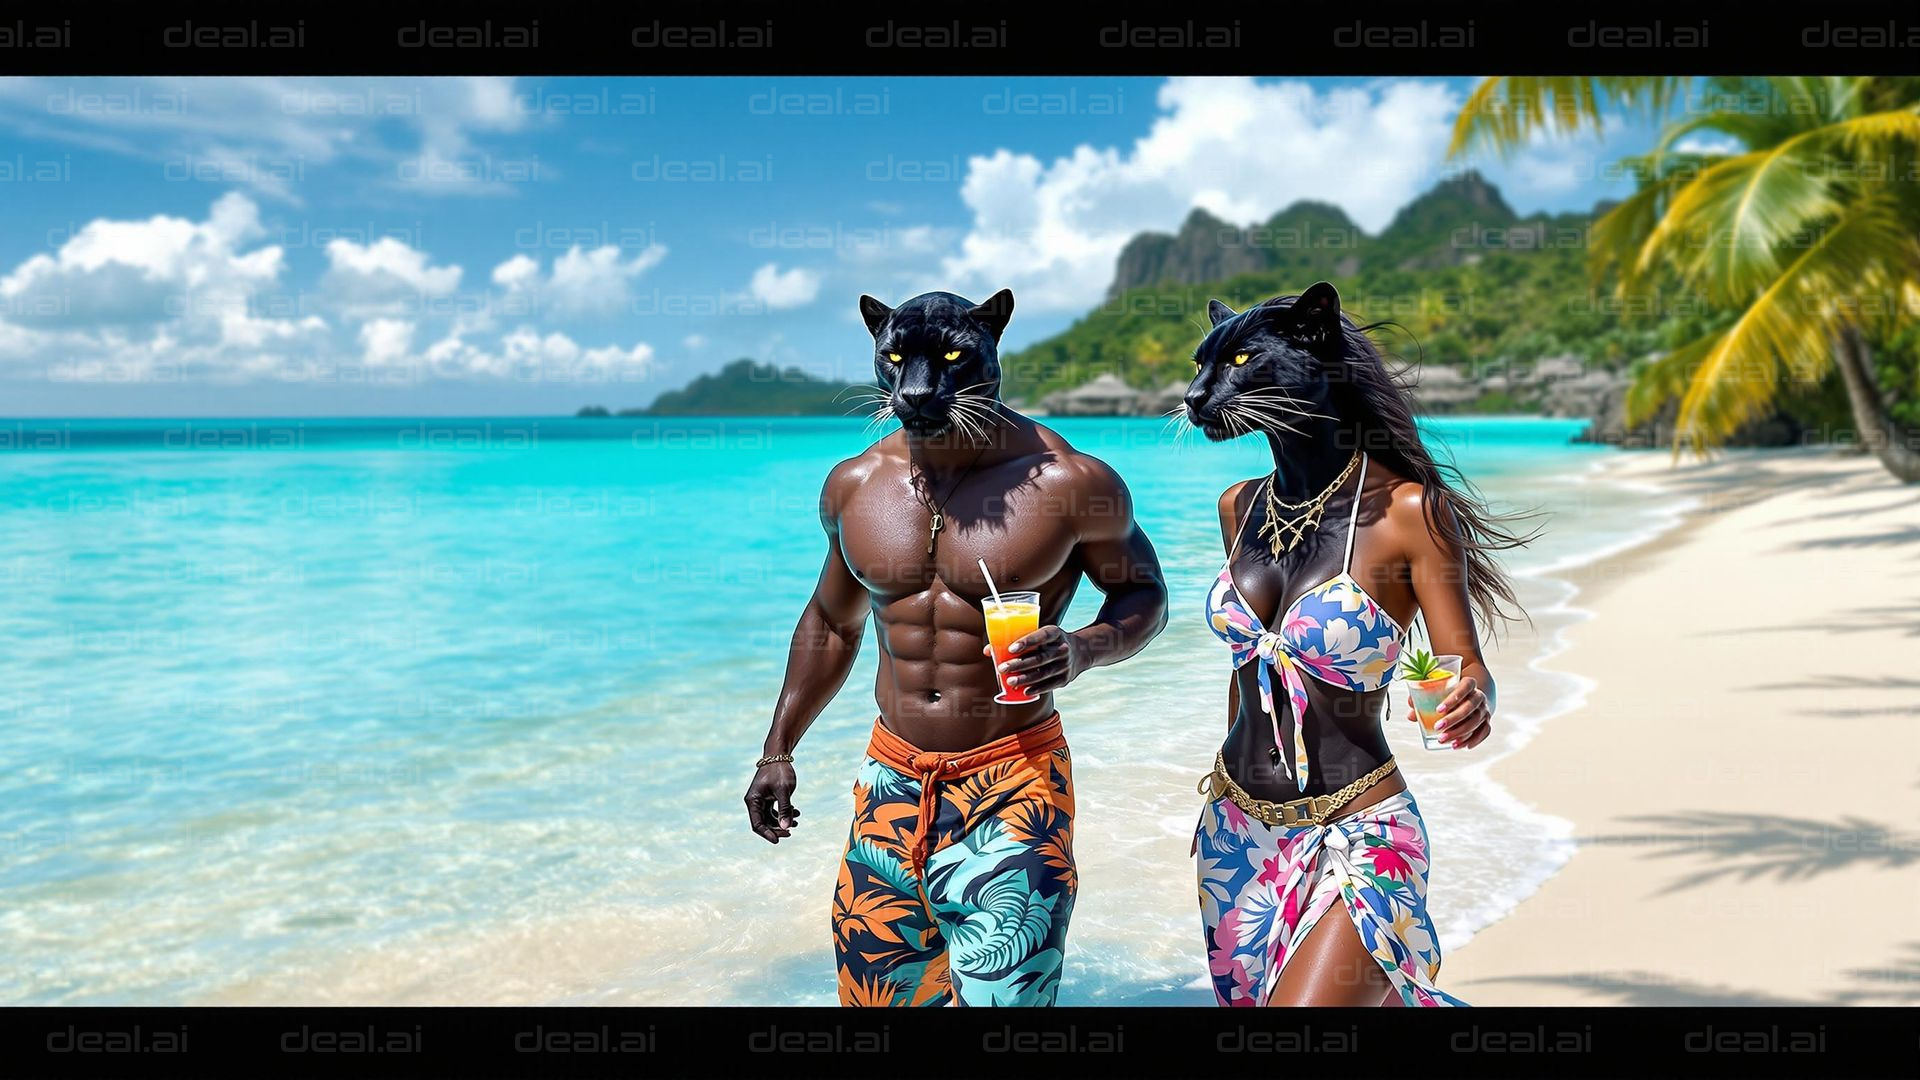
[0,416,1682,1004]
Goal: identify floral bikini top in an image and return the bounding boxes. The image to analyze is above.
[1204,454,1405,792]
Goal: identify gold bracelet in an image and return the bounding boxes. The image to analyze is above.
[755,753,794,769]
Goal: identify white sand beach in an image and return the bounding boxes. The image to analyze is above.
[1447,448,1920,1005]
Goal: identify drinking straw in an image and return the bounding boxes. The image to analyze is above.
[977,557,1005,609]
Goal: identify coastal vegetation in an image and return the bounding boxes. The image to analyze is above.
[1000,174,1658,409]
[1452,76,1920,480]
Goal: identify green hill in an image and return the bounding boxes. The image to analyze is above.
[1004,173,1670,405]
[640,358,862,415]
[1368,171,1518,270]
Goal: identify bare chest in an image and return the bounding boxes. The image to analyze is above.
[837,468,1080,605]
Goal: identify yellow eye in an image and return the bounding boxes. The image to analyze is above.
[1233,353,1250,366]
[943,350,962,361]
[887,353,902,364]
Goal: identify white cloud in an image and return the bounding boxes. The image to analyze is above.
[359,318,415,366]
[828,224,963,309]
[419,325,656,380]
[490,255,540,291]
[1477,115,1631,200]
[0,76,532,202]
[1673,135,1741,157]
[747,263,822,310]
[682,333,709,350]
[0,191,279,330]
[0,193,654,387]
[927,77,1465,312]
[839,224,957,269]
[491,244,668,317]
[323,237,464,314]
[0,192,328,384]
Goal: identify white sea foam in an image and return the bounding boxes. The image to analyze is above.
[1420,453,1697,953]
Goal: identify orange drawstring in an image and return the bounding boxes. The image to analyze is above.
[864,714,1067,878]
[908,753,951,874]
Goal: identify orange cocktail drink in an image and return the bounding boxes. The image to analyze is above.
[983,591,1041,704]
[1406,654,1463,750]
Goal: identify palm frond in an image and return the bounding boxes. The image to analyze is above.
[1448,77,1685,160]
[1636,135,1845,305]
[1826,106,1920,157]
[1671,197,1917,449]
[1623,334,1716,434]
[1587,151,1718,291]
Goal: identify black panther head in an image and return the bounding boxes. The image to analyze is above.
[859,288,1015,439]
[1184,281,1344,443]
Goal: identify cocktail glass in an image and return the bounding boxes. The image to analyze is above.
[1408,653,1464,750]
[983,591,1042,705]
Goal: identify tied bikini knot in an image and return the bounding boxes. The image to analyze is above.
[1253,631,1288,664]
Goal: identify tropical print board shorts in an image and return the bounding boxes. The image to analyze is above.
[833,714,1076,1007]
[1194,787,1467,1007]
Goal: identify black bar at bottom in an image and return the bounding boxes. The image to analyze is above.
[3,1005,1914,1078]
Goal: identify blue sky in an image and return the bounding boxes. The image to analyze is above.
[0,76,1662,416]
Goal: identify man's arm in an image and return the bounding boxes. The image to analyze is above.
[745,465,870,844]
[995,456,1168,695]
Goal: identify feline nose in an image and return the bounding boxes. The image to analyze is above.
[1183,386,1212,420]
[897,387,934,414]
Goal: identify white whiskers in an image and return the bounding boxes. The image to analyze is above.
[947,382,1009,447]
[1160,403,1198,450]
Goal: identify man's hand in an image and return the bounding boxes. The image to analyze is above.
[1402,676,1494,750]
[984,625,1089,696]
[745,761,800,843]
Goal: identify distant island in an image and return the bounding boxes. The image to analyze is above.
[578,358,861,417]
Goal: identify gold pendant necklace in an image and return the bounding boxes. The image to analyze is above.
[1258,450,1361,558]
[913,445,990,555]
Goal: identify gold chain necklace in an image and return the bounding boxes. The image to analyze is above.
[910,445,990,555]
[1257,450,1361,557]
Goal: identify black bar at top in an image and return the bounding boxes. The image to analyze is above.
[2,1,1919,76]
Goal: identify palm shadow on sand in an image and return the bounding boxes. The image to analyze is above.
[1459,816,1920,1005]
[1463,962,1920,1007]
[1468,942,1920,1006]
[1579,810,1920,895]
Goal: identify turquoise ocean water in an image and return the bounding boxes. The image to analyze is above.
[0,416,1681,1004]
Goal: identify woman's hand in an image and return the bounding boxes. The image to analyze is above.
[1404,676,1493,749]
[1389,479,1500,753]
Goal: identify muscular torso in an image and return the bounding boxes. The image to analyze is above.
[833,426,1092,751]
[1220,470,1420,800]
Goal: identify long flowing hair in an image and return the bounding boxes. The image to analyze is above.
[1256,294,1537,633]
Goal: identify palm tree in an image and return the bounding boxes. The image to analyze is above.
[1450,77,1920,482]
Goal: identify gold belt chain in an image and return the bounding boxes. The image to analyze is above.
[1197,752,1399,829]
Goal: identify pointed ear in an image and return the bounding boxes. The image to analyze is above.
[969,288,1015,342]
[858,294,892,337]
[1291,281,1341,336]
[1207,299,1237,327]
